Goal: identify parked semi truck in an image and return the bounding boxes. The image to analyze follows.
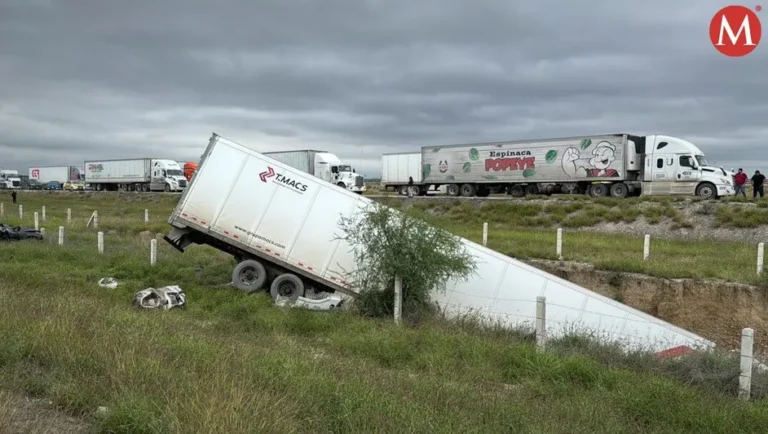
[28,166,84,184]
[381,152,442,196]
[263,150,366,194]
[84,158,188,192]
[164,133,713,354]
[0,170,21,189]
[396,133,733,199]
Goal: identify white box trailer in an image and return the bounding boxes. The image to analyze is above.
[420,133,733,199]
[85,158,187,192]
[165,133,713,353]
[380,152,436,196]
[29,166,83,184]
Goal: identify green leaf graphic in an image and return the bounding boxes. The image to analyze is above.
[545,149,558,164]
[579,139,592,150]
[523,168,536,178]
[462,162,472,173]
[468,148,479,161]
[423,164,431,178]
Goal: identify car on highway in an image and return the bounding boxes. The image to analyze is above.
[45,181,62,190]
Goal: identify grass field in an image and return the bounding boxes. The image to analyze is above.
[2,192,768,432]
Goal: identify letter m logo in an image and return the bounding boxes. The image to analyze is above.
[709,5,762,57]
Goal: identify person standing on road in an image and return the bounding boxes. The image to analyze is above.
[407,176,414,198]
[752,170,765,200]
[11,190,17,204]
[734,168,747,199]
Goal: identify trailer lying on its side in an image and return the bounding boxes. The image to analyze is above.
[165,133,714,353]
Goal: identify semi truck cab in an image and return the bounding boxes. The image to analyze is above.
[151,160,188,192]
[314,153,366,194]
[640,135,733,199]
[0,170,21,189]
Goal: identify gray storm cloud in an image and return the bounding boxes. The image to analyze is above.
[0,0,765,176]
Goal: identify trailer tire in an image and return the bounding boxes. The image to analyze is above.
[696,182,717,200]
[411,185,422,196]
[609,182,628,198]
[588,184,608,198]
[446,184,460,197]
[399,185,409,195]
[270,273,305,301]
[460,184,475,197]
[525,184,539,196]
[509,185,525,197]
[232,259,268,293]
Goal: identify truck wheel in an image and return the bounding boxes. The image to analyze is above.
[337,182,346,189]
[609,183,628,198]
[589,184,608,197]
[696,182,717,199]
[270,273,305,301]
[460,184,475,197]
[232,259,267,293]
[446,184,460,197]
[509,185,525,197]
[525,184,539,196]
[399,185,409,195]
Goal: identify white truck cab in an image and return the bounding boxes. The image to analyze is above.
[0,170,22,189]
[151,159,188,192]
[314,153,366,194]
[639,135,733,199]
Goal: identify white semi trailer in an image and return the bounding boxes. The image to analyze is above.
[262,150,366,194]
[380,152,441,196]
[164,133,713,354]
[28,166,83,184]
[84,158,187,192]
[406,133,733,199]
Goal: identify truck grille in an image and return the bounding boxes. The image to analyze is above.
[179,179,187,188]
[355,175,364,187]
[12,181,19,187]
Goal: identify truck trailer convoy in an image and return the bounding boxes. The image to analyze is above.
[165,133,713,354]
[84,158,188,192]
[381,133,733,199]
[263,150,366,194]
[0,170,21,189]
[28,166,84,185]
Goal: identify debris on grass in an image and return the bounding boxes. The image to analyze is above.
[97,278,118,289]
[0,223,43,241]
[132,285,186,310]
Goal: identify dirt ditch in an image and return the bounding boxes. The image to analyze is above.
[525,259,768,353]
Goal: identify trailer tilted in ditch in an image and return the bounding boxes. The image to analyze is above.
[165,133,714,353]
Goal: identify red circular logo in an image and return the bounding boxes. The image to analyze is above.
[709,5,762,57]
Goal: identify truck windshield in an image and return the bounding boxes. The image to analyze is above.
[695,156,710,167]
[166,170,184,176]
[338,165,352,173]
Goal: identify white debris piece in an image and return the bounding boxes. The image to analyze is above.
[97,277,119,289]
[132,285,186,310]
[275,288,350,311]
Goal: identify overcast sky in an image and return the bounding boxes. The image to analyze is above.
[0,0,765,177]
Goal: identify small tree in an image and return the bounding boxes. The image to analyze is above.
[336,202,477,320]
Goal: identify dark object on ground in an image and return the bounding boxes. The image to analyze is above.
[0,223,43,241]
[132,286,186,310]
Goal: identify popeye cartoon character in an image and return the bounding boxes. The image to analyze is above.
[562,141,619,178]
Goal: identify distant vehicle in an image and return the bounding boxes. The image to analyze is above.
[64,181,85,191]
[262,150,366,194]
[25,179,44,190]
[45,181,62,190]
[84,158,187,192]
[0,170,21,189]
[28,166,84,185]
[183,162,198,182]
[390,133,734,199]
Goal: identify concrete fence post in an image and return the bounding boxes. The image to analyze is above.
[1,202,4,218]
[740,327,754,400]
[41,206,46,222]
[98,231,104,254]
[150,239,157,265]
[535,296,547,349]
[58,226,64,246]
[144,209,149,224]
[93,211,99,229]
[19,204,22,219]
[643,234,650,261]
[67,208,71,224]
[556,228,563,260]
[40,228,45,237]
[34,212,39,231]
[482,222,488,246]
[758,243,765,275]
[394,275,402,325]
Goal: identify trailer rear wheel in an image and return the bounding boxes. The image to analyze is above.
[460,184,475,197]
[399,185,409,195]
[588,184,608,198]
[509,185,525,197]
[446,184,460,197]
[525,184,539,196]
[232,259,267,293]
[609,182,628,198]
[270,273,305,301]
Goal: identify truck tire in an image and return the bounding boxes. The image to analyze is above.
[399,186,409,195]
[589,184,608,198]
[446,184,460,197]
[164,184,171,192]
[460,184,475,197]
[696,182,717,200]
[232,259,267,293]
[609,182,628,198]
[509,185,525,197]
[525,184,539,196]
[411,185,422,196]
[270,273,305,301]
